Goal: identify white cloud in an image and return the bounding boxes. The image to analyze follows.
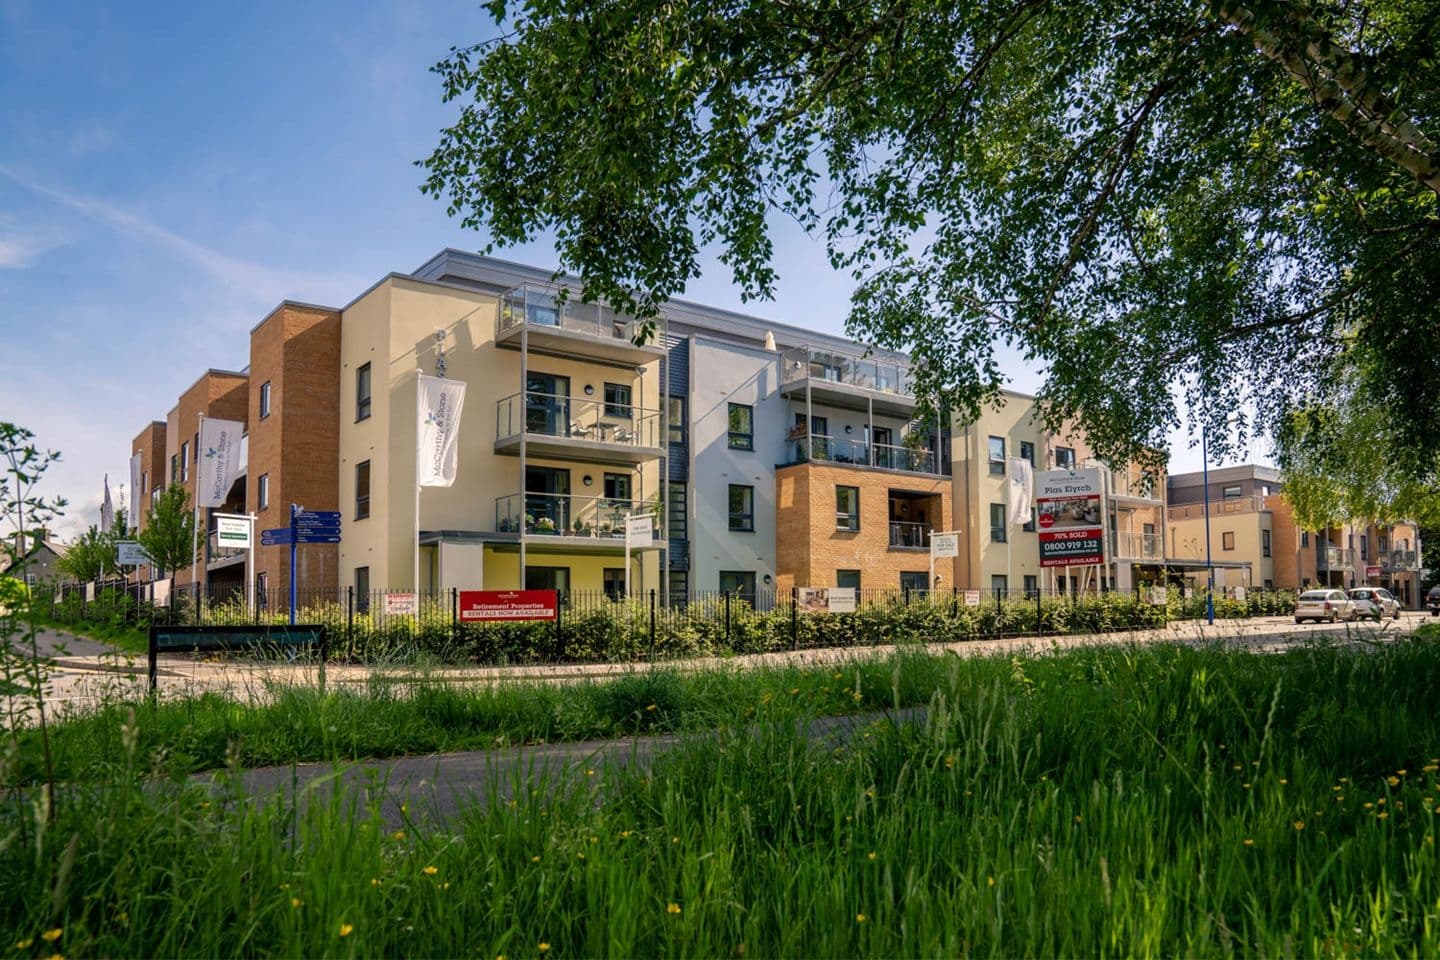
[0,217,69,268]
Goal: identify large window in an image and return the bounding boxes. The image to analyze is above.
[1359,534,1368,560]
[1301,531,1310,547]
[180,442,190,482]
[991,574,1009,594]
[727,403,754,450]
[1263,529,1272,558]
[667,484,687,543]
[1022,506,1037,533]
[603,382,632,418]
[837,570,861,590]
[667,397,685,444]
[988,436,1006,476]
[719,570,756,602]
[1054,446,1076,468]
[1023,574,1038,597]
[603,568,626,601]
[170,454,178,485]
[258,473,270,510]
[259,381,272,419]
[1222,531,1235,551]
[1222,484,1242,499]
[603,472,632,505]
[356,363,372,422]
[1020,440,1035,465]
[990,503,1006,542]
[525,566,570,592]
[355,460,371,520]
[355,567,370,612]
[256,572,268,607]
[835,485,860,531]
[900,571,929,593]
[729,484,754,531]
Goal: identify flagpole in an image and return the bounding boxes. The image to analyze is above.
[414,370,422,594]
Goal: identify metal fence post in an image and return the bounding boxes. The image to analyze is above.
[951,585,958,619]
[451,586,459,647]
[346,585,354,661]
[791,586,799,649]
[724,590,731,644]
[1036,588,1044,636]
[904,586,911,606]
[649,589,657,661]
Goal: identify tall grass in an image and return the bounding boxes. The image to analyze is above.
[5,638,1440,955]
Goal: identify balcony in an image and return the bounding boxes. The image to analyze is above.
[495,392,664,465]
[205,529,247,571]
[783,434,942,476]
[1318,546,1355,570]
[1381,549,1419,572]
[496,284,665,365]
[1168,495,1267,521]
[889,521,931,550]
[494,493,664,552]
[778,346,916,417]
[1112,532,1163,560]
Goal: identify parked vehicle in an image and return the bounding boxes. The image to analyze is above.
[1428,585,1440,616]
[1294,589,1358,624]
[1347,587,1400,621]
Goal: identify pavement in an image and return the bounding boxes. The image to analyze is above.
[4,612,1432,723]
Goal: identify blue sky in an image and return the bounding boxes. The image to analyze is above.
[0,0,1259,539]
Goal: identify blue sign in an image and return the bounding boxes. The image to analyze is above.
[294,533,342,544]
[260,527,293,545]
[295,510,341,523]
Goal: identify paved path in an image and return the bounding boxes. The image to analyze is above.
[208,709,924,830]
[8,612,1432,722]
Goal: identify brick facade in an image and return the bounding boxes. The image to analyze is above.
[165,371,248,587]
[774,462,953,593]
[129,421,167,531]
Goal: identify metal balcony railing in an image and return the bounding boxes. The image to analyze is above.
[1319,546,1356,570]
[888,521,931,549]
[1112,532,1163,559]
[1168,495,1267,521]
[786,435,939,475]
[498,284,652,344]
[778,346,914,397]
[496,392,662,449]
[495,492,659,539]
[1381,549,1419,572]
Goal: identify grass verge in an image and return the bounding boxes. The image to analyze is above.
[5,637,1440,954]
[29,615,147,655]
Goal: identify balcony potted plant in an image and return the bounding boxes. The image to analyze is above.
[535,516,557,534]
[573,518,587,537]
[598,521,612,537]
[523,512,535,533]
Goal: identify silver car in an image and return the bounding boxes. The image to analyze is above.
[1348,587,1401,620]
[1294,589,1358,624]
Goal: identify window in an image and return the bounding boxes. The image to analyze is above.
[1222,531,1235,551]
[1359,534,1368,560]
[259,381,272,419]
[603,382,632,418]
[1301,531,1310,547]
[356,363,372,421]
[603,568,626,601]
[258,473,270,510]
[668,572,689,606]
[1022,506,1037,533]
[988,436,1006,475]
[667,485,687,543]
[837,570,861,590]
[355,461,371,520]
[171,454,178,485]
[355,566,370,612]
[256,572,268,607]
[1222,484,1242,499]
[667,397,685,444]
[603,472,632,505]
[1023,574,1038,597]
[1264,579,1274,589]
[525,566,570,592]
[1379,535,1389,553]
[991,574,1009,595]
[1020,441,1035,466]
[835,485,860,531]
[1054,446,1076,468]
[193,432,199,461]
[719,570,756,602]
[728,484,754,531]
[900,571,929,593]
[1262,529,1271,557]
[990,503,1006,542]
[140,470,147,496]
[181,442,190,481]
[727,403,754,450]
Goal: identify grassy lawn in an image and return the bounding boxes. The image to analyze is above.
[29,615,148,655]
[4,635,1440,954]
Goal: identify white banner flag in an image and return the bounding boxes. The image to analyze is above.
[128,452,143,528]
[196,418,245,508]
[417,374,467,487]
[100,474,114,533]
[1008,457,1034,526]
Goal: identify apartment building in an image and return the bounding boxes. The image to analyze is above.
[951,394,1167,594]
[129,421,167,530]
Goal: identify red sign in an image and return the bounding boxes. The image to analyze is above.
[458,589,558,622]
[1365,565,1382,578]
[1038,529,1106,567]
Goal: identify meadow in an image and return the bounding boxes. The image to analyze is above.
[4,634,1440,956]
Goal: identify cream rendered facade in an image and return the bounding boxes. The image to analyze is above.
[336,274,663,594]
[1167,498,1274,589]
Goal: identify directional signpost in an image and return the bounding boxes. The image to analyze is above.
[283,506,343,624]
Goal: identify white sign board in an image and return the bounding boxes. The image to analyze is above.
[625,514,654,547]
[215,515,252,549]
[930,532,960,559]
[1234,586,1247,602]
[1150,585,1168,605]
[116,540,152,566]
[385,593,417,616]
[797,587,858,614]
[964,589,982,607]
[827,587,856,613]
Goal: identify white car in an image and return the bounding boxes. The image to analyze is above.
[1348,587,1401,620]
[1294,589,1358,624]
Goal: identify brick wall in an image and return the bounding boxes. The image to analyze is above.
[168,371,248,586]
[774,463,952,593]
[129,421,167,531]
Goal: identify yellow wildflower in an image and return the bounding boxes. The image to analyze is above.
[371,877,381,887]
[667,903,682,914]
[867,851,877,861]
[987,876,995,887]
[645,703,657,711]
[1073,815,1082,824]
[391,830,405,841]
[40,931,61,944]
[531,855,541,863]
[339,924,353,938]
[1243,838,1254,846]
[1293,821,1305,831]
[672,836,680,844]
[1388,776,1401,787]
[15,939,33,950]
[1279,779,1288,785]
[423,866,438,876]
[1364,802,1374,810]
[585,769,595,777]
[1232,764,1242,771]
[789,688,799,695]
[538,943,550,953]
[856,913,867,923]
[290,898,303,908]
[1378,812,1389,820]
[1242,783,1252,790]
[1398,769,1408,776]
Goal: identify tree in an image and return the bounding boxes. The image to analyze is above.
[137,484,195,580]
[421,0,1439,480]
[56,525,114,584]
